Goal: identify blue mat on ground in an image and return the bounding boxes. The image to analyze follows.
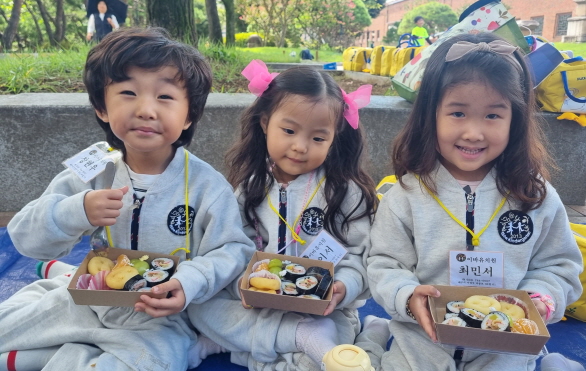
[0,227,584,370]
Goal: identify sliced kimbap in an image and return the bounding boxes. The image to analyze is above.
[284,264,306,281]
[442,317,467,327]
[295,275,318,295]
[151,257,174,272]
[143,269,170,287]
[298,294,321,300]
[458,308,485,328]
[314,273,333,299]
[446,301,465,314]
[481,311,511,332]
[444,312,459,320]
[281,281,299,296]
[124,275,148,291]
[306,266,330,281]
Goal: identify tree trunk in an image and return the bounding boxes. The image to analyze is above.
[221,0,235,46]
[146,0,198,45]
[23,1,43,43]
[35,0,55,46]
[3,0,24,51]
[54,0,65,42]
[205,0,222,44]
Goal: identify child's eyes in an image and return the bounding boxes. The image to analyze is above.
[486,114,501,119]
[450,112,465,118]
[313,137,325,142]
[120,90,136,96]
[282,128,295,134]
[158,94,173,100]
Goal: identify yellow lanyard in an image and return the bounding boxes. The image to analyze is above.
[170,150,191,256]
[418,177,507,247]
[267,176,325,245]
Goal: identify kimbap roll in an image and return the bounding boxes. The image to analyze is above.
[295,276,318,295]
[143,269,170,287]
[458,308,485,328]
[481,311,511,332]
[298,294,320,300]
[314,273,333,299]
[124,275,148,291]
[281,281,299,296]
[306,266,330,281]
[444,312,459,320]
[151,258,174,272]
[442,317,467,327]
[284,264,306,281]
[446,301,465,314]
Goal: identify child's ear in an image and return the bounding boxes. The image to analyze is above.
[183,121,192,130]
[95,109,109,123]
[260,115,269,134]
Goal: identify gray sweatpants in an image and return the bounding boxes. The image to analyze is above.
[355,319,537,371]
[187,290,361,371]
[0,275,197,371]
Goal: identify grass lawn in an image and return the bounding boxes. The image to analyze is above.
[554,42,586,57]
[236,47,343,63]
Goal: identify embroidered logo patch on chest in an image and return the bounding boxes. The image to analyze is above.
[167,205,195,236]
[301,207,324,236]
[497,210,533,244]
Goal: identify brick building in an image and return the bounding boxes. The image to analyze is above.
[357,0,577,47]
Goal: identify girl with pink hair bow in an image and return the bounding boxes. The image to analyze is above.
[186,60,386,370]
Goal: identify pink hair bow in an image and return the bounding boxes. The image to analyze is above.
[241,59,279,97]
[341,85,372,129]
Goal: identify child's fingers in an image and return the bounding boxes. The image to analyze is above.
[151,279,182,295]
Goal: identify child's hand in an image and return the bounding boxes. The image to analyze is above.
[84,186,129,226]
[532,298,548,320]
[409,285,441,342]
[323,281,346,316]
[135,278,186,317]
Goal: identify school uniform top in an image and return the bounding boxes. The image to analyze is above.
[235,167,372,309]
[368,164,583,324]
[8,146,256,309]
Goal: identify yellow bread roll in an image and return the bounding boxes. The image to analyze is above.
[499,301,526,321]
[106,266,139,289]
[87,256,115,276]
[250,276,280,291]
[464,295,501,315]
[248,287,277,294]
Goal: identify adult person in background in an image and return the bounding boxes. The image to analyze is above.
[86,1,119,42]
[411,16,433,46]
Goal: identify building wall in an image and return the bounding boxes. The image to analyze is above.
[357,0,576,47]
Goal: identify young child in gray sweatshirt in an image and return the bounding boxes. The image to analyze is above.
[363,33,583,371]
[0,28,255,371]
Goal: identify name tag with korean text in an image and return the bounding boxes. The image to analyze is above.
[449,250,504,288]
[62,143,120,183]
[300,230,347,266]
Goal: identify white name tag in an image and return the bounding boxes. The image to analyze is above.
[300,230,347,266]
[62,143,120,183]
[449,250,504,288]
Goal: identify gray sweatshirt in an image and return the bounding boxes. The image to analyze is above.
[236,168,371,308]
[8,146,256,309]
[368,164,583,324]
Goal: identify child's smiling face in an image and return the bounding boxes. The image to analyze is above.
[436,81,511,181]
[96,66,191,172]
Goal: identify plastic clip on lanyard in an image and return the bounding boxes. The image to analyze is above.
[170,150,191,257]
[416,176,508,247]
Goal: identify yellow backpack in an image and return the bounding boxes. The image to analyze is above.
[343,47,372,72]
[370,45,388,75]
[380,47,397,77]
[566,223,586,321]
[390,47,423,77]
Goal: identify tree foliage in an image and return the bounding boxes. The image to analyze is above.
[397,1,458,36]
[363,0,384,19]
[238,0,302,47]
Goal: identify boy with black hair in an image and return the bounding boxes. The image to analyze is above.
[1,27,255,371]
[412,16,433,46]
